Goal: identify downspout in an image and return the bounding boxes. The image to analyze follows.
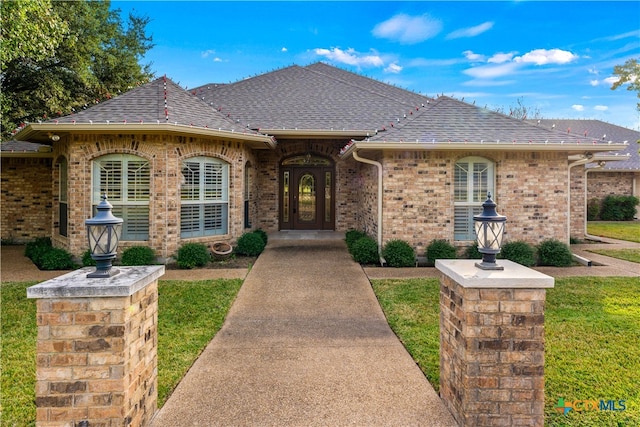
[352,148,385,265]
[583,162,606,242]
[567,153,595,266]
[568,153,593,244]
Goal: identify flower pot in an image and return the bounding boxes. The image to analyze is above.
[211,242,233,260]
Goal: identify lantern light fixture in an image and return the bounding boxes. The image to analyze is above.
[474,192,507,271]
[85,194,123,278]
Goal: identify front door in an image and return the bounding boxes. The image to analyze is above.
[280,155,335,230]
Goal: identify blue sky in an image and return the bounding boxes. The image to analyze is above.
[112,1,640,129]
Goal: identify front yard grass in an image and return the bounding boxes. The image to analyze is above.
[372,277,640,427]
[586,248,640,263]
[587,221,640,243]
[0,279,242,426]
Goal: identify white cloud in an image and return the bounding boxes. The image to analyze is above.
[488,52,516,64]
[463,50,485,62]
[514,49,578,65]
[446,21,494,39]
[372,13,442,44]
[463,62,520,79]
[385,62,403,74]
[590,80,599,86]
[281,47,288,52]
[594,105,609,111]
[201,49,216,58]
[314,47,384,67]
[604,76,620,85]
[572,104,585,112]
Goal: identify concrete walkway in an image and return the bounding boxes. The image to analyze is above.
[150,235,457,427]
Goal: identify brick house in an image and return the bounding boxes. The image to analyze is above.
[1,63,630,260]
[532,119,640,223]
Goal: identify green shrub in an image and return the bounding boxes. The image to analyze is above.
[600,195,639,221]
[425,239,457,266]
[351,236,379,264]
[463,243,483,260]
[587,198,601,221]
[175,243,210,269]
[38,247,76,270]
[236,232,266,256]
[537,239,573,267]
[254,228,268,246]
[25,237,52,264]
[120,246,156,266]
[382,239,415,267]
[82,249,97,266]
[499,241,536,267]
[345,229,368,250]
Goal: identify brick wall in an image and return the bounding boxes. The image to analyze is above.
[33,275,158,426]
[354,150,571,254]
[438,263,548,427]
[588,171,637,198]
[1,157,53,243]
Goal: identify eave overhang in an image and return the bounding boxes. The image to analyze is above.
[257,128,376,140]
[339,140,630,158]
[13,123,277,150]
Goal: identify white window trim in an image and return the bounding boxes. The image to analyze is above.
[454,156,495,242]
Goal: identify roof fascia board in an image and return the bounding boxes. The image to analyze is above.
[258,129,376,139]
[15,123,277,149]
[0,151,54,158]
[340,141,629,158]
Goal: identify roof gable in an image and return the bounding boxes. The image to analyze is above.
[192,63,431,132]
[365,96,621,146]
[47,77,248,132]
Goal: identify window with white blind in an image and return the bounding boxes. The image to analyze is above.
[93,154,150,241]
[181,157,229,238]
[454,157,494,241]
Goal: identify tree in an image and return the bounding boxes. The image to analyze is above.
[492,97,542,120]
[1,0,154,139]
[611,58,639,111]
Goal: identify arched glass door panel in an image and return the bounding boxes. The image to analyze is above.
[298,173,316,223]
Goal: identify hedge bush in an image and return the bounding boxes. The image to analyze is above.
[25,237,76,270]
[382,239,415,267]
[345,229,367,250]
[254,228,268,246]
[537,239,573,267]
[351,236,379,265]
[82,249,97,266]
[600,195,639,221]
[175,243,210,269]
[499,241,536,267]
[236,231,266,256]
[587,198,601,221]
[121,246,156,266]
[463,243,483,260]
[425,239,457,266]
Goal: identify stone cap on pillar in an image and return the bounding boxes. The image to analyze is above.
[27,266,165,298]
[436,259,554,289]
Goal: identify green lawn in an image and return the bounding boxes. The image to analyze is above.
[372,277,640,427]
[587,221,640,243]
[586,248,640,263]
[0,279,242,426]
[3,277,639,426]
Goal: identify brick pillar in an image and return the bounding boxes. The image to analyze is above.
[436,260,554,427]
[27,266,164,427]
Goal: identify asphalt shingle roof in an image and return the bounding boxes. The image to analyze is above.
[364,96,618,146]
[192,63,431,132]
[46,77,258,133]
[532,119,640,170]
[0,140,49,153]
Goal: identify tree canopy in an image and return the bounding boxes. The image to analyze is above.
[1,0,154,139]
[611,58,639,111]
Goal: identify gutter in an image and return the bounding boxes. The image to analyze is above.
[352,148,385,266]
[341,140,628,155]
[14,123,277,149]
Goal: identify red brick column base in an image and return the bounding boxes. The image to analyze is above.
[28,266,164,427]
[436,260,554,427]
